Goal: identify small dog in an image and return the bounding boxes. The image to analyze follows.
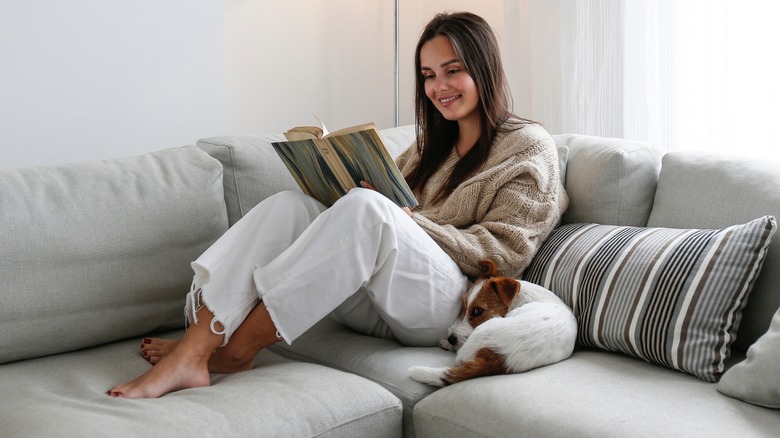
[409,260,577,386]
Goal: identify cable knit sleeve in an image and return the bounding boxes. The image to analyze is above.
[394,142,417,170]
[410,126,568,279]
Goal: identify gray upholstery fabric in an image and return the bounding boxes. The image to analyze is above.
[0,146,228,364]
[197,134,298,226]
[4,131,778,437]
[647,152,780,351]
[376,125,418,157]
[413,350,780,438]
[719,307,780,408]
[198,125,417,226]
[551,134,664,226]
[0,334,402,438]
[271,318,454,438]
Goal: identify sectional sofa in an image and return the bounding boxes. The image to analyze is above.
[1,125,779,437]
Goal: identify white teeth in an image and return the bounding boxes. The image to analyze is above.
[440,95,460,104]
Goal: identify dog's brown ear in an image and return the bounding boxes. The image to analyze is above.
[478,260,500,279]
[492,277,520,307]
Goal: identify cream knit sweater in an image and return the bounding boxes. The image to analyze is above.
[396,123,568,279]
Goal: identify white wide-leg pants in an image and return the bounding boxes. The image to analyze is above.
[185,189,468,347]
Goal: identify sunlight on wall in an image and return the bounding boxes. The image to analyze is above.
[225,0,396,134]
[512,0,780,160]
[665,0,780,160]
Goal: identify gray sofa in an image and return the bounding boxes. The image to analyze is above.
[2,125,779,437]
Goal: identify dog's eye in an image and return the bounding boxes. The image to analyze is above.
[470,307,484,318]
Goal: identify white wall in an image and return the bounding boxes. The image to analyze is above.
[225,0,396,134]
[0,1,509,168]
[226,0,510,134]
[0,1,227,168]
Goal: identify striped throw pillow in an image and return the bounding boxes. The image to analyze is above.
[523,216,776,382]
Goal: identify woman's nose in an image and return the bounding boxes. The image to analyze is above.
[433,75,448,91]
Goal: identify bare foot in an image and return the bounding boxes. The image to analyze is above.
[141,337,179,365]
[108,346,211,398]
[108,307,223,398]
[141,337,252,373]
[140,302,280,374]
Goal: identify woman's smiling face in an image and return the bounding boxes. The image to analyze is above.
[419,35,480,125]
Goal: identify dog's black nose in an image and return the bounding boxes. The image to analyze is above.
[447,335,458,346]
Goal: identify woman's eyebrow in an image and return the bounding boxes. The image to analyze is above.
[420,59,460,70]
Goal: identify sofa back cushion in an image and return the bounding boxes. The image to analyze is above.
[647,152,780,351]
[0,146,228,364]
[198,125,417,226]
[552,134,664,227]
[197,134,297,226]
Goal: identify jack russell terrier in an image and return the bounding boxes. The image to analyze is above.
[410,260,577,386]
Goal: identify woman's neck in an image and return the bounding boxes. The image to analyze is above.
[455,117,481,157]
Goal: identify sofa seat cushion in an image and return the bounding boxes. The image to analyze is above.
[412,350,780,438]
[270,318,453,438]
[0,333,402,438]
[0,146,228,364]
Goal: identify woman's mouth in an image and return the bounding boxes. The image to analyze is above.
[439,95,461,107]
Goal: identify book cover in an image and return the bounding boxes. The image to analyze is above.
[271,122,418,208]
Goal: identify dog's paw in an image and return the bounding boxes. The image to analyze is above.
[409,366,447,387]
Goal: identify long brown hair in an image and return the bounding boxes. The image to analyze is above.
[406,12,533,203]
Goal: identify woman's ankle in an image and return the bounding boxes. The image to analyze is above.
[209,347,255,374]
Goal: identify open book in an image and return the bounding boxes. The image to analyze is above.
[271,121,418,208]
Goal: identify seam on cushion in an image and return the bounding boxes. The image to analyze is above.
[313,403,402,437]
[225,144,244,218]
[617,149,625,225]
[269,344,432,405]
[413,409,491,438]
[615,145,661,226]
[199,140,244,221]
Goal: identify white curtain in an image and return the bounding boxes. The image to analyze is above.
[508,0,780,159]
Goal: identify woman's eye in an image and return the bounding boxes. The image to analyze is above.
[447,69,460,75]
[470,307,484,318]
[423,74,435,80]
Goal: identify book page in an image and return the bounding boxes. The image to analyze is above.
[325,122,377,138]
[283,126,322,141]
[283,116,330,140]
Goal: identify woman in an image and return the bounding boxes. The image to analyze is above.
[108,11,567,399]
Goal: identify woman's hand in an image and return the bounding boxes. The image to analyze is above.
[360,180,414,218]
[359,180,377,190]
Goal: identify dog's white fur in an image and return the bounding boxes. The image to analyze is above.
[409,262,577,386]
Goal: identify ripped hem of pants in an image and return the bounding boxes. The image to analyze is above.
[184,275,230,347]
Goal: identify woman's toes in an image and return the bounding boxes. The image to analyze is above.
[140,338,180,364]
